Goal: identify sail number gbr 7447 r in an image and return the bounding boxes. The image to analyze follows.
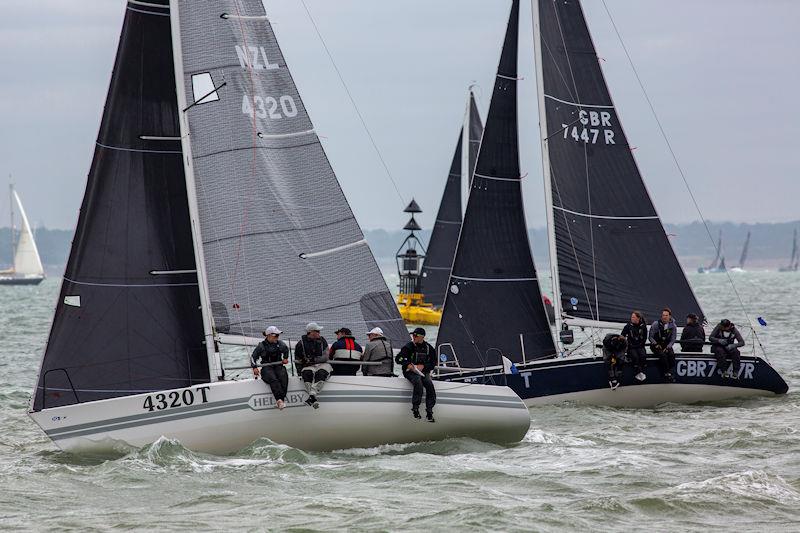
[561,110,615,145]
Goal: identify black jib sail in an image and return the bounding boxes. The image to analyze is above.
[536,0,703,325]
[32,0,208,411]
[420,92,483,307]
[172,0,407,347]
[437,0,557,369]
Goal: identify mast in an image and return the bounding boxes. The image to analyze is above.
[8,181,15,271]
[792,229,798,270]
[738,231,750,268]
[169,0,221,382]
[462,91,471,214]
[532,0,563,347]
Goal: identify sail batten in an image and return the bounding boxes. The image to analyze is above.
[537,0,704,326]
[436,0,557,368]
[173,0,406,346]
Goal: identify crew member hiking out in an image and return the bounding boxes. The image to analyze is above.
[361,327,394,377]
[329,327,363,376]
[680,313,706,353]
[649,308,678,382]
[621,311,648,382]
[709,319,745,379]
[294,322,331,409]
[396,327,437,422]
[602,333,628,390]
[251,326,290,410]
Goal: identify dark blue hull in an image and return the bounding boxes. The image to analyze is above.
[438,354,788,407]
[0,277,44,286]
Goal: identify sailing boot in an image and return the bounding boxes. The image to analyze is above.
[426,411,435,423]
[609,379,620,390]
[635,372,647,382]
[412,408,422,419]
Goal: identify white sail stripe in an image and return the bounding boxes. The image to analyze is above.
[258,129,316,139]
[149,269,197,275]
[553,206,659,220]
[497,74,521,81]
[139,135,182,141]
[96,142,182,154]
[544,94,615,109]
[63,277,198,288]
[436,219,460,225]
[473,172,522,182]
[451,275,538,282]
[423,266,452,271]
[127,6,170,17]
[128,0,168,9]
[299,239,367,259]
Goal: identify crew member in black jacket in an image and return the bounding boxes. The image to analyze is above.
[251,326,290,410]
[679,313,706,353]
[396,327,437,422]
[621,310,648,382]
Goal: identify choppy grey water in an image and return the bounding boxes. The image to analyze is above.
[1,272,798,531]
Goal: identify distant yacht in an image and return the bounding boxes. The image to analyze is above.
[0,185,45,285]
[778,229,798,272]
[697,230,726,273]
[729,231,751,272]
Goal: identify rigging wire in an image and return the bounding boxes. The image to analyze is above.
[599,0,766,358]
[298,0,406,207]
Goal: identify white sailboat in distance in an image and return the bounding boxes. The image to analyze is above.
[0,184,45,286]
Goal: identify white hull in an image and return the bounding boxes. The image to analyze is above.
[524,383,770,408]
[29,376,530,454]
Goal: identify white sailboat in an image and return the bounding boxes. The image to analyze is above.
[0,185,45,285]
[28,0,530,454]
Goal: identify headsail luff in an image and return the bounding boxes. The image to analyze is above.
[420,91,484,308]
[172,0,407,347]
[437,0,557,369]
[11,189,44,277]
[537,0,703,325]
[32,0,208,411]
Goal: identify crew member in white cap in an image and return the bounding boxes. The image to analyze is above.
[361,327,394,377]
[293,322,331,409]
[250,326,290,410]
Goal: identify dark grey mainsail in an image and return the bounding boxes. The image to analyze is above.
[420,92,483,307]
[172,0,407,346]
[32,0,208,411]
[737,231,751,269]
[437,0,557,369]
[536,0,703,325]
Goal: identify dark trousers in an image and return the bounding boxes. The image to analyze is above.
[627,347,647,373]
[261,365,289,401]
[603,352,622,381]
[331,360,359,376]
[713,346,741,375]
[652,346,675,375]
[301,368,330,384]
[403,371,436,412]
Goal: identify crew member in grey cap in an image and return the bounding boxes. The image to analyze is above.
[293,322,331,409]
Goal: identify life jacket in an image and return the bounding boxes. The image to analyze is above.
[653,320,675,347]
[297,335,326,362]
[331,336,363,360]
[625,322,647,348]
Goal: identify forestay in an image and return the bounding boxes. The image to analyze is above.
[536,0,703,326]
[437,0,556,369]
[11,189,44,276]
[420,93,483,308]
[32,0,208,411]
[172,0,407,346]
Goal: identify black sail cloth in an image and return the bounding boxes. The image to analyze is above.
[437,0,557,369]
[32,1,208,411]
[538,0,703,325]
[420,93,483,308]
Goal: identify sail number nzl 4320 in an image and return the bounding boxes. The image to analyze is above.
[142,386,210,412]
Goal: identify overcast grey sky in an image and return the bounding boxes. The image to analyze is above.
[0,0,798,232]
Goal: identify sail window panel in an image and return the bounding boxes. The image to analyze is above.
[191,72,220,104]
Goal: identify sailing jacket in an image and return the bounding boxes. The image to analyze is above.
[679,323,706,352]
[250,339,289,368]
[708,324,745,350]
[621,322,648,349]
[329,335,364,361]
[649,319,677,350]
[362,336,394,376]
[396,341,436,374]
[294,335,329,368]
